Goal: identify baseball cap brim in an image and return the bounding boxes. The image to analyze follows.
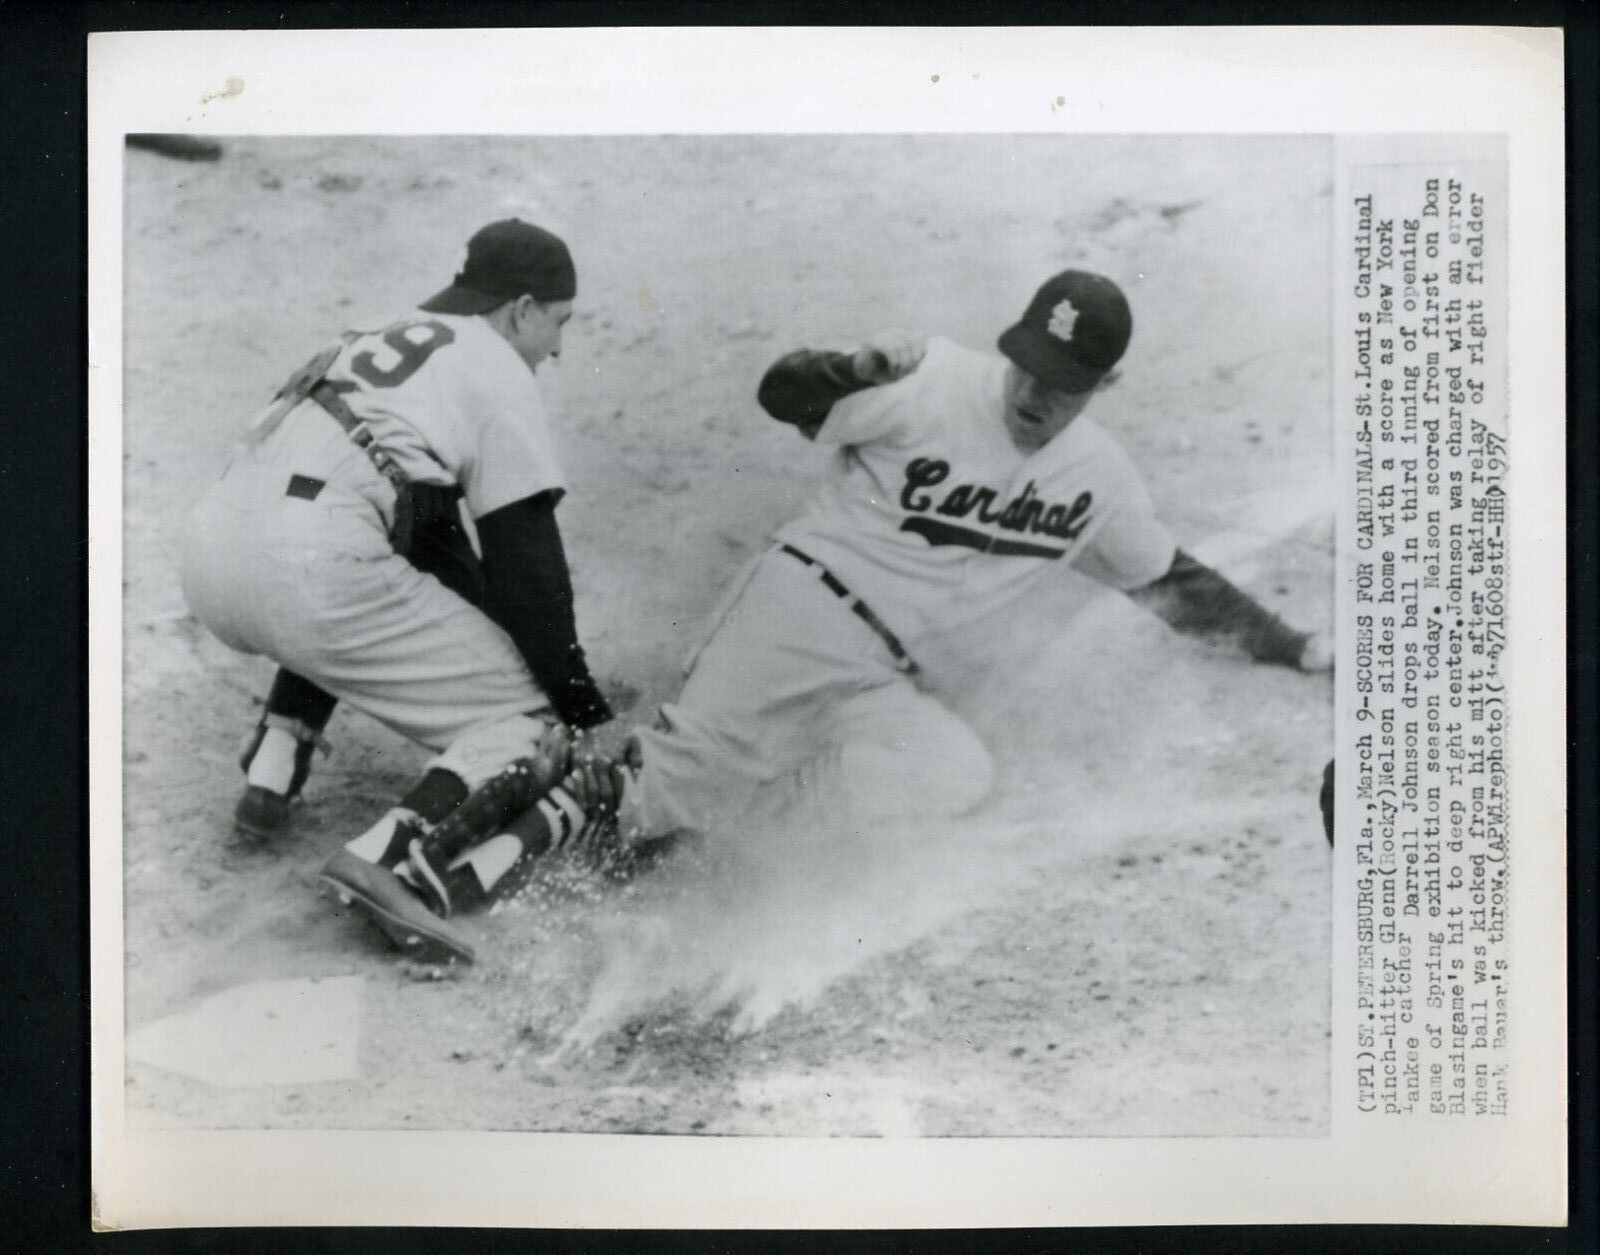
[417,283,514,316]
[997,323,1108,394]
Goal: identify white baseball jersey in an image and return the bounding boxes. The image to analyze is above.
[186,307,569,771]
[774,336,1177,645]
[246,309,565,527]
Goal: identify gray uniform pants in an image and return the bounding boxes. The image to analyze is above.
[182,456,552,788]
[632,549,994,835]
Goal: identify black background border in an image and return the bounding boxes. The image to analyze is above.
[3,3,1592,1250]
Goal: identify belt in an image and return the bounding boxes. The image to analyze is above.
[779,544,919,675]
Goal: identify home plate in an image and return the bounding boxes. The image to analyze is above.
[127,976,362,1087]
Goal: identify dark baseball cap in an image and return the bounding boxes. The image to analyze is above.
[419,218,577,315]
[997,269,1132,394]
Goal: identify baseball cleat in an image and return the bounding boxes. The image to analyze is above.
[235,715,327,840]
[319,849,476,965]
[234,784,294,839]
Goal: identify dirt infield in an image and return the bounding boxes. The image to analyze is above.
[120,134,1333,1135]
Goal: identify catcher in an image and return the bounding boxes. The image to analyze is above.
[183,218,623,963]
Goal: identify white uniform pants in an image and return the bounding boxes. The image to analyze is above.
[182,458,553,788]
[633,549,994,835]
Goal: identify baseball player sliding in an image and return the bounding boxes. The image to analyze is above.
[183,219,621,964]
[376,267,1331,962]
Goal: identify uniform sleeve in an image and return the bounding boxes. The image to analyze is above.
[1128,549,1311,668]
[476,491,612,730]
[1068,459,1178,591]
[461,382,567,520]
[756,347,918,448]
[814,383,915,448]
[756,350,874,426]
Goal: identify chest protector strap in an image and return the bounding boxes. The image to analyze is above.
[306,380,417,556]
[245,343,431,555]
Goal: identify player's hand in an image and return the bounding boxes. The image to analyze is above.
[568,757,620,816]
[851,330,928,385]
[1297,630,1333,673]
[569,728,621,813]
[570,726,613,767]
[537,723,576,777]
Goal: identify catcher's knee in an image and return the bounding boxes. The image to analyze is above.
[429,712,555,788]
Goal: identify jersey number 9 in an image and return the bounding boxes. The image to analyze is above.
[349,319,457,389]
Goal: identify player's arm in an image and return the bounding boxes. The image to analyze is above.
[475,489,614,730]
[1126,549,1331,672]
[756,330,927,438]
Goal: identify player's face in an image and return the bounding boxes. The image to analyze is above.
[509,297,574,371]
[1001,363,1095,452]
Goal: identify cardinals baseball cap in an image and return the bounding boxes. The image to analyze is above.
[419,219,577,315]
[997,269,1133,394]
